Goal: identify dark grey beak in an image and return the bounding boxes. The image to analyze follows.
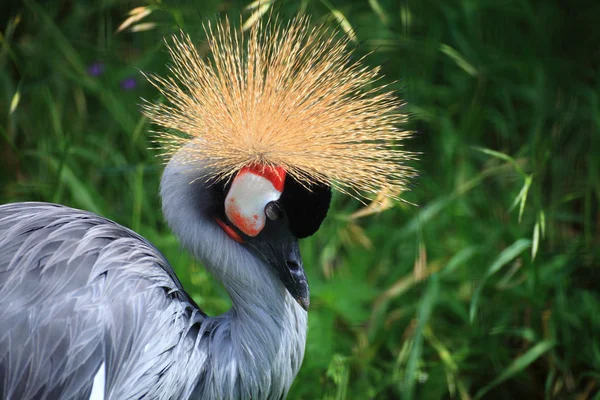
[277,242,310,310]
[244,219,310,310]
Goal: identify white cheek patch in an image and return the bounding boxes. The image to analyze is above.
[225,171,283,236]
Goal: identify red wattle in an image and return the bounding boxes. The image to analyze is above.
[215,218,245,243]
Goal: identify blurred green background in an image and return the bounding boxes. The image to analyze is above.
[1,0,599,398]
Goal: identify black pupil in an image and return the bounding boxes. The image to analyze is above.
[266,202,281,220]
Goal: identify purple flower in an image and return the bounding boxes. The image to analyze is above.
[120,77,137,91]
[87,62,105,77]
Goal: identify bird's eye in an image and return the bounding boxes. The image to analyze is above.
[265,201,283,221]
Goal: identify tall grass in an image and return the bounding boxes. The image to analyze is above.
[1,0,599,398]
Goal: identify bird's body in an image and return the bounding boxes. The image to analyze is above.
[0,200,305,399]
[0,202,202,399]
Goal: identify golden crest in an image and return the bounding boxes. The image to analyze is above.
[143,15,416,200]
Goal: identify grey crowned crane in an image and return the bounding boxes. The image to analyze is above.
[0,15,415,400]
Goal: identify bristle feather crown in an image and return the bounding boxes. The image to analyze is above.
[143,15,416,200]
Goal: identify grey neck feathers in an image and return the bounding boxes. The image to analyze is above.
[160,158,307,399]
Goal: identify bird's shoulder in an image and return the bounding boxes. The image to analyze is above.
[0,201,195,303]
[0,202,206,399]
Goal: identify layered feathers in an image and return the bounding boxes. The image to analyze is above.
[143,15,416,199]
[0,203,202,399]
[0,199,306,399]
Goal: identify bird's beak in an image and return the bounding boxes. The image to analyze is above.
[244,223,310,310]
[275,239,310,311]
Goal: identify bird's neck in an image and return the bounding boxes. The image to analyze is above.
[196,267,307,398]
[160,161,307,398]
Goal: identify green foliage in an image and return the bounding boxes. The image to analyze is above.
[1,0,599,398]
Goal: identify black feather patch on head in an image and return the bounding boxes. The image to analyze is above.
[279,175,332,239]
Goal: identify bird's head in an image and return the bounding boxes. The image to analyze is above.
[209,164,331,310]
[149,15,416,311]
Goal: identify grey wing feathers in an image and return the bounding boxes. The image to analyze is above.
[0,202,204,400]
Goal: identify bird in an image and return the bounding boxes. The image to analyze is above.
[0,14,415,400]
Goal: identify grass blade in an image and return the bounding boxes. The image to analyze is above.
[368,0,390,26]
[474,340,555,399]
[440,44,477,77]
[473,146,525,176]
[510,175,533,222]
[470,239,531,322]
[403,274,439,400]
[9,87,20,114]
[532,221,540,261]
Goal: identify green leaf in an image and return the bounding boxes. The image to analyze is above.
[331,9,357,43]
[485,239,531,279]
[242,1,272,31]
[440,246,478,276]
[404,274,439,400]
[532,221,540,261]
[440,44,477,77]
[473,146,525,176]
[320,0,358,43]
[510,175,533,223]
[368,0,390,25]
[326,354,349,400]
[470,239,531,322]
[474,341,555,399]
[9,88,20,114]
[131,164,145,233]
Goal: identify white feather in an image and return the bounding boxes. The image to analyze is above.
[89,362,105,400]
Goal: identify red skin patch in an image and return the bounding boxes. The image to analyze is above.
[215,218,244,243]
[226,196,261,236]
[239,164,286,192]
